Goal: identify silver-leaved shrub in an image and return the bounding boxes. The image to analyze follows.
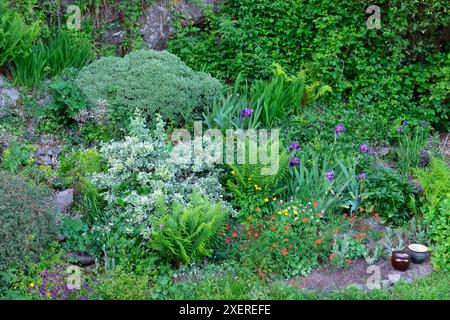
[76,49,222,128]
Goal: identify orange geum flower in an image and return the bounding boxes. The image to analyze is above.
[281,248,288,256]
[272,243,277,248]
[303,218,308,223]
[314,239,322,245]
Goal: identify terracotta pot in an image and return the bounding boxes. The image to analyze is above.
[391,250,411,271]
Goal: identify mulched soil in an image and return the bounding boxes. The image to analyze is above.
[302,258,433,291]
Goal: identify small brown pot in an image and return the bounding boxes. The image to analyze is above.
[391,250,411,271]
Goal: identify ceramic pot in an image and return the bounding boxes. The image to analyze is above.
[391,250,411,271]
[408,244,429,264]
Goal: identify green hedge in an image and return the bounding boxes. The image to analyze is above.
[169,0,450,129]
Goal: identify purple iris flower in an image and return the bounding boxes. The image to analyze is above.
[240,108,254,119]
[358,143,369,153]
[397,127,404,133]
[401,120,408,126]
[325,171,335,183]
[335,123,346,136]
[289,156,300,167]
[357,172,366,181]
[289,142,300,152]
[420,121,427,128]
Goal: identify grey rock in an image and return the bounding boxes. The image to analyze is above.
[387,272,402,284]
[140,0,220,50]
[0,78,21,117]
[418,150,431,168]
[35,145,62,166]
[68,252,96,267]
[54,189,74,213]
[381,279,391,288]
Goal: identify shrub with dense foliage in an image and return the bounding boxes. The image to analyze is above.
[0,171,58,274]
[416,158,450,271]
[76,49,223,129]
[88,114,232,263]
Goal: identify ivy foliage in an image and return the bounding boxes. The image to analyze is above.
[169,0,450,129]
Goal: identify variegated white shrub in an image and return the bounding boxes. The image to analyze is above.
[91,114,233,244]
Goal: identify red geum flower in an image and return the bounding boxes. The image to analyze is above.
[290,280,295,287]
[349,217,354,222]
[289,244,293,249]
[374,213,379,219]
[297,284,302,289]
[272,226,276,231]
[308,229,313,234]
[361,233,366,239]
[284,238,289,242]
[303,218,308,223]
[354,235,359,240]
[315,239,322,245]
[313,201,318,207]
[329,253,335,260]
[225,225,230,229]
[225,238,230,244]
[272,243,277,248]
[281,248,288,256]
[317,212,322,218]
[346,259,352,264]
[343,213,348,218]
[232,232,237,238]
[284,225,290,230]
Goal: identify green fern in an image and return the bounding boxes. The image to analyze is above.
[151,192,228,265]
[0,1,40,67]
[226,148,290,198]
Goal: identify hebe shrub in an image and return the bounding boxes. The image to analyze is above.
[76,49,222,129]
[0,171,58,273]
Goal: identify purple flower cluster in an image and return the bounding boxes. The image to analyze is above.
[29,264,92,300]
[357,172,366,181]
[289,142,301,152]
[358,143,369,153]
[289,156,300,167]
[325,171,335,183]
[420,121,427,128]
[335,123,346,137]
[240,108,254,119]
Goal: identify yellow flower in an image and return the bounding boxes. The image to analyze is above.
[272,197,277,201]
[47,292,52,298]
[254,184,261,191]
[283,209,288,214]
[294,210,298,215]
[231,170,235,175]
[29,283,35,288]
[264,198,269,203]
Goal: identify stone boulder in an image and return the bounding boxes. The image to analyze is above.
[140,0,220,50]
[54,188,74,213]
[0,76,21,117]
